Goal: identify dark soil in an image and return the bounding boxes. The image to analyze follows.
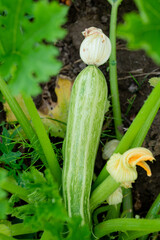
[57,0,160,218]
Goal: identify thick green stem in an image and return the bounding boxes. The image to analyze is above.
[93,206,110,225]
[22,94,61,185]
[92,82,160,190]
[122,188,133,218]
[10,223,40,236]
[0,77,47,167]
[90,175,120,212]
[131,96,160,147]
[0,234,16,240]
[109,0,123,140]
[117,194,160,239]
[94,218,160,238]
[121,194,160,240]
[0,177,29,203]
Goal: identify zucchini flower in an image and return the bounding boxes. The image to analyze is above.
[106,147,155,188]
[107,187,123,205]
[80,27,111,66]
[102,139,119,160]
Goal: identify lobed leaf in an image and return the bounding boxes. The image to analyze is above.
[0,0,68,96]
[117,0,160,64]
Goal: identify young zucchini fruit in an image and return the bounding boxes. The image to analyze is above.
[62,65,108,226]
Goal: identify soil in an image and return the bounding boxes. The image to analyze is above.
[57,0,160,218]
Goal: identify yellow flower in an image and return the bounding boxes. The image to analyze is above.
[106,147,155,188]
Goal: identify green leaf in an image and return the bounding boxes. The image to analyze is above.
[9,45,61,96]
[117,0,160,64]
[9,168,90,239]
[0,152,22,165]
[66,216,91,240]
[10,168,67,233]
[0,0,67,96]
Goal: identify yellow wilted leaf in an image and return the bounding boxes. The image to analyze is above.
[38,75,73,138]
[3,95,31,123]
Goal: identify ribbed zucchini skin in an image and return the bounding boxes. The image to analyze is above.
[62,65,108,225]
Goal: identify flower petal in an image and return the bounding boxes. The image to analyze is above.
[136,161,152,176]
[106,147,155,188]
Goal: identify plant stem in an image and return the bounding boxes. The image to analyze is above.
[109,0,123,140]
[93,206,110,225]
[22,94,61,185]
[131,96,160,147]
[10,223,40,236]
[0,77,47,166]
[0,234,16,240]
[0,177,29,203]
[138,193,160,240]
[116,186,160,239]
[94,218,160,238]
[119,232,151,240]
[119,193,160,240]
[122,188,133,218]
[92,81,160,189]
[106,203,121,219]
[90,175,120,212]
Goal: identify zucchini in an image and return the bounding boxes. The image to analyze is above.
[62,65,108,225]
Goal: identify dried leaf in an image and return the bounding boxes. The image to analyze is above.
[3,95,31,123]
[39,75,73,138]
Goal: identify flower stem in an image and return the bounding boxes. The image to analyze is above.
[22,94,61,185]
[94,218,160,239]
[90,175,120,212]
[122,188,133,218]
[109,0,123,140]
[92,81,160,190]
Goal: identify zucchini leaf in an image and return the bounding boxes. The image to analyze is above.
[8,168,90,239]
[0,0,67,96]
[117,0,160,64]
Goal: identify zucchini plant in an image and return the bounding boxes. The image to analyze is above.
[1,1,160,239]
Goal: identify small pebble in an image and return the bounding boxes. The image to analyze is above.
[128,83,138,93]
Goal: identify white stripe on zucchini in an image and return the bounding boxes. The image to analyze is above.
[62,65,108,226]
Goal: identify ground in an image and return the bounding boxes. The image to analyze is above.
[57,0,160,217]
